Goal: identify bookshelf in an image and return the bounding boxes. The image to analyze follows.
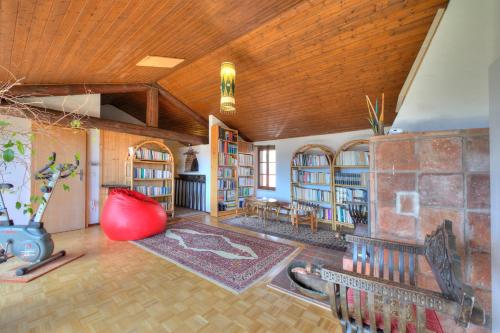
[237,140,256,208]
[127,140,175,217]
[290,144,335,227]
[332,139,370,231]
[210,125,239,217]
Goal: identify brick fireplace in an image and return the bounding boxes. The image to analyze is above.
[369,129,491,332]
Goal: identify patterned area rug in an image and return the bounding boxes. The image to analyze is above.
[220,216,347,250]
[132,221,297,293]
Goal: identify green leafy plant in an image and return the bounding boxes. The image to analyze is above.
[1,75,85,216]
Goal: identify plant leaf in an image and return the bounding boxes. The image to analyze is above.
[0,120,10,127]
[3,148,15,162]
[16,140,25,154]
[15,201,21,209]
[63,184,70,191]
[3,140,14,148]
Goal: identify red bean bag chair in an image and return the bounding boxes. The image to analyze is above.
[101,189,167,241]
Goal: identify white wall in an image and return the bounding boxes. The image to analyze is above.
[254,129,372,201]
[489,58,500,333]
[20,94,101,118]
[175,144,210,212]
[0,116,32,225]
[393,0,497,132]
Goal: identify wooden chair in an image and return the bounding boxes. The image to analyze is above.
[320,220,489,332]
[289,202,318,233]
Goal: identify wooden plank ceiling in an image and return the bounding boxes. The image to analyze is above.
[0,0,446,141]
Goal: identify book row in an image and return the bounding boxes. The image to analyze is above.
[159,201,172,211]
[335,187,367,204]
[238,187,254,197]
[219,141,237,154]
[133,167,172,179]
[238,177,254,186]
[292,153,329,167]
[218,179,236,190]
[219,129,237,142]
[218,167,234,178]
[336,205,354,224]
[238,166,253,176]
[292,186,331,203]
[218,189,236,201]
[292,170,330,184]
[219,153,237,166]
[133,186,171,196]
[238,153,253,165]
[336,150,369,166]
[218,201,237,211]
[334,172,369,186]
[131,147,170,161]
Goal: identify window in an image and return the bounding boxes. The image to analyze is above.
[258,145,276,190]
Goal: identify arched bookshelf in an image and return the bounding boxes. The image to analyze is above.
[332,139,370,232]
[127,140,175,217]
[290,144,335,227]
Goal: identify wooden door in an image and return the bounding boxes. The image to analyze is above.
[31,126,87,233]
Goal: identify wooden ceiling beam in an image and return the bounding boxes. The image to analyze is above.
[146,87,159,127]
[0,103,207,145]
[8,84,151,97]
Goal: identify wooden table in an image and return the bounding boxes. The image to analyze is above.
[243,197,283,226]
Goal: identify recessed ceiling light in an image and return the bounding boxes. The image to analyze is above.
[136,56,185,68]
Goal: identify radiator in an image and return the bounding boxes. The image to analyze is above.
[175,174,206,211]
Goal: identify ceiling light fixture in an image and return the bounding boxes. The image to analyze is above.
[136,56,184,68]
[220,62,236,115]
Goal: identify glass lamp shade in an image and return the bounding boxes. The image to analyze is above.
[220,62,236,114]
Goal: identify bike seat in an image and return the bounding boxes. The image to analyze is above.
[0,183,13,190]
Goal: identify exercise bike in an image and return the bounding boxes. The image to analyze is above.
[0,152,79,276]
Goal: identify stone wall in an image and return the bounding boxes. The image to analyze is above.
[369,128,491,332]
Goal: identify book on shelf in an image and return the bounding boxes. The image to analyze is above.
[292,170,330,184]
[335,187,367,204]
[129,147,170,161]
[238,187,254,197]
[218,190,236,201]
[133,185,171,196]
[133,167,171,179]
[336,150,369,166]
[238,153,253,166]
[218,153,237,166]
[218,167,235,178]
[218,201,237,211]
[159,201,172,211]
[217,179,236,190]
[238,166,253,176]
[219,141,238,154]
[290,201,332,220]
[238,141,254,154]
[238,177,254,186]
[292,153,329,167]
[334,172,369,186]
[292,185,331,203]
[336,206,354,224]
[219,128,237,142]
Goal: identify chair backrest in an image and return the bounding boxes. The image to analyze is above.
[345,234,424,286]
